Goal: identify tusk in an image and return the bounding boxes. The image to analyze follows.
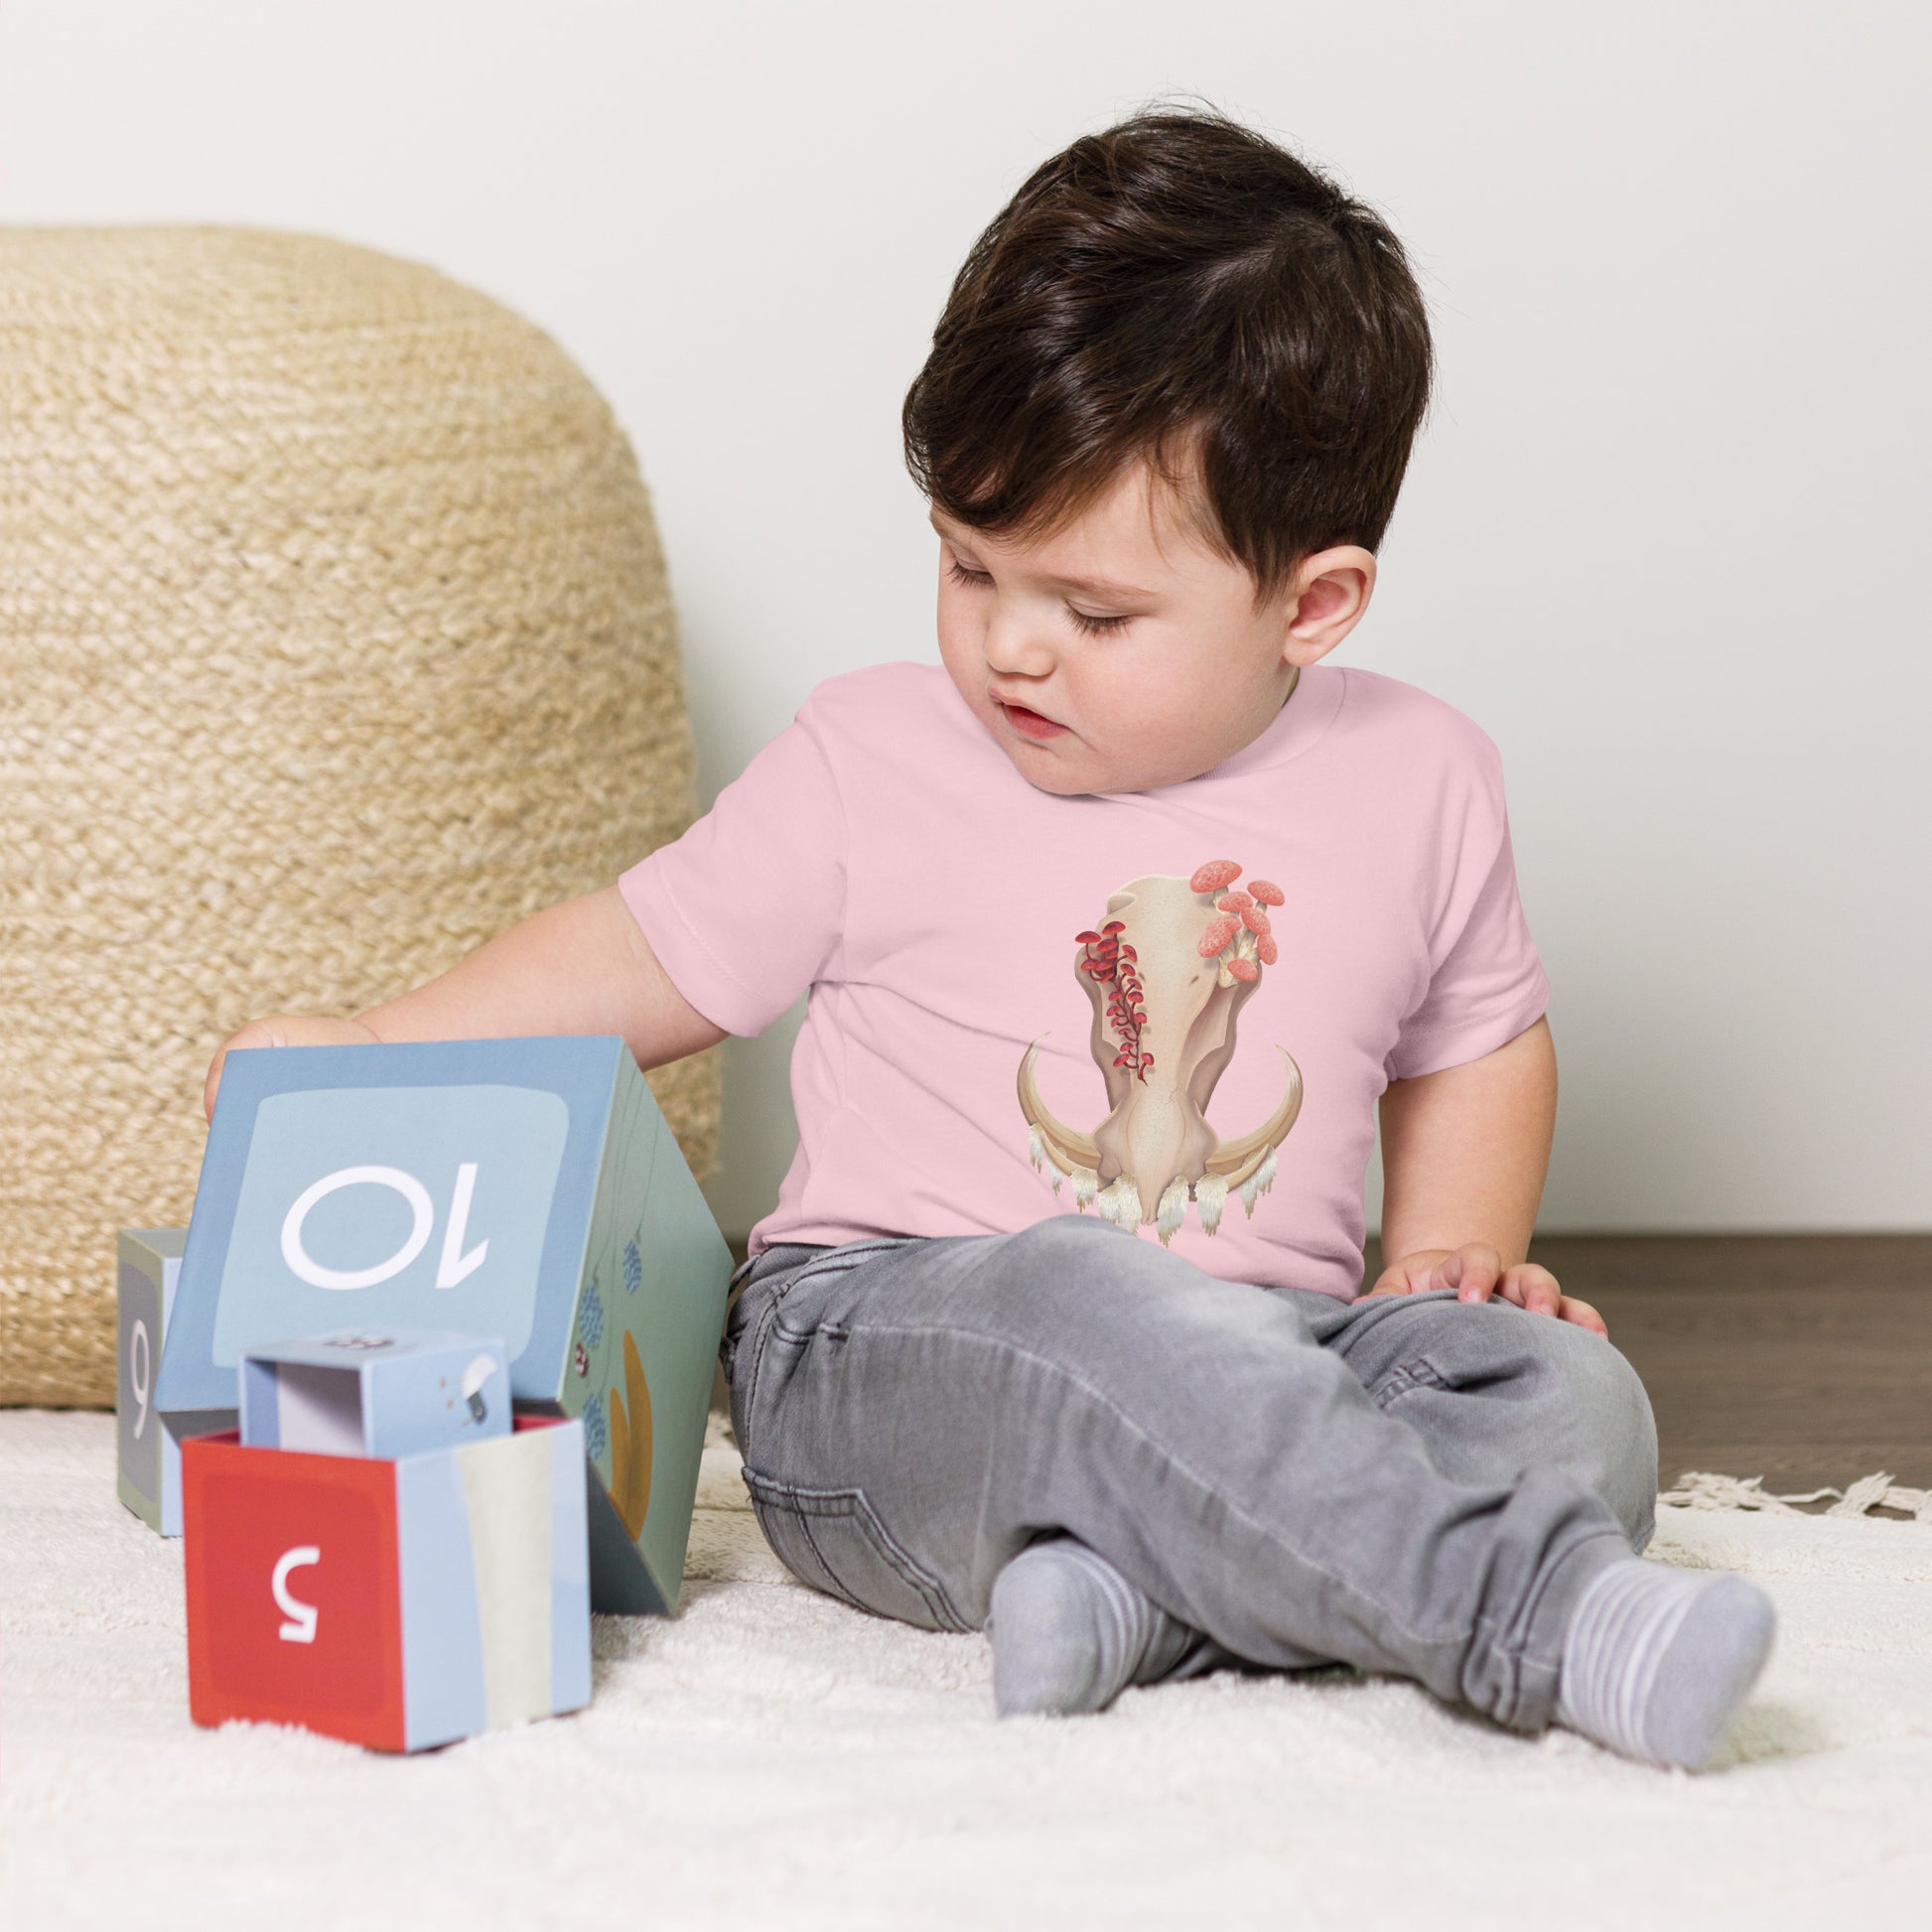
[1203,1048,1304,1183]
[1017,1036,1101,1174]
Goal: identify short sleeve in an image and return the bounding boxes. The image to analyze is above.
[1386,743,1550,1082]
[617,712,847,1036]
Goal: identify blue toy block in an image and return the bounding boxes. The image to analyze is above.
[117,1228,228,1536]
[239,1330,510,1459]
[154,1035,733,1612]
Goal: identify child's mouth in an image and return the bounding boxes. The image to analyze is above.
[999,700,1068,742]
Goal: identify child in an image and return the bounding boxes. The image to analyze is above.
[207,109,1774,1767]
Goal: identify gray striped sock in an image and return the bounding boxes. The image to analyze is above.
[1556,1558,1775,1768]
[988,1538,1195,1718]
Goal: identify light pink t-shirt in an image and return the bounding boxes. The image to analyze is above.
[619,661,1548,1303]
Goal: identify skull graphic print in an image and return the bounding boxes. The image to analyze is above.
[1019,860,1305,1245]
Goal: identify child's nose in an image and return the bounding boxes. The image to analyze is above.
[982,610,1057,678]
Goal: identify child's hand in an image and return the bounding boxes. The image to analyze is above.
[204,1016,381,1123]
[1368,1245,1607,1336]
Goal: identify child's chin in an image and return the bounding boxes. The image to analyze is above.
[1000,744,1122,796]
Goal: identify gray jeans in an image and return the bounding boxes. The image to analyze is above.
[723,1215,1657,1730]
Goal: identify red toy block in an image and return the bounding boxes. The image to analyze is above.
[184,1432,407,1748]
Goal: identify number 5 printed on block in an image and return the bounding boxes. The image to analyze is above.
[273,1546,322,1643]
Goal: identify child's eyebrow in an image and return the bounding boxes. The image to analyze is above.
[1037,570,1159,602]
[929,512,1158,602]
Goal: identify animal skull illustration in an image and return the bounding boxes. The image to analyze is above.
[1018,860,1304,1244]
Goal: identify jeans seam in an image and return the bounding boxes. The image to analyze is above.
[1470,1524,1626,1726]
[738,1469,856,1608]
[735,1242,918,1468]
[792,1506,871,1615]
[1371,1357,1447,1410]
[743,1471,969,1631]
[741,1256,862,1430]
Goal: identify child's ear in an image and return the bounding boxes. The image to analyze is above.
[1277,545,1377,668]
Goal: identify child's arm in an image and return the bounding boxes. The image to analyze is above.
[1368,1018,1604,1333]
[202,886,727,1121]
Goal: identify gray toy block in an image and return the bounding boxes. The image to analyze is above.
[116,1229,223,1535]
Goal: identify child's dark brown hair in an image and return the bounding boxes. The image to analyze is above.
[903,107,1434,598]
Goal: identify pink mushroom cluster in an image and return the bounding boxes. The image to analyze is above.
[1073,919,1153,1082]
[1188,860,1284,982]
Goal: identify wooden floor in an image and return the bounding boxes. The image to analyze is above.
[1526,1235,1932,1491]
[728,1235,1932,1492]
[1363,1234,1932,1490]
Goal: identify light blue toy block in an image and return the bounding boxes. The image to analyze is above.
[239,1329,510,1459]
[116,1228,225,1536]
[155,1035,733,1612]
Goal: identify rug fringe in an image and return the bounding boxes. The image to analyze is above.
[1660,1470,1932,1522]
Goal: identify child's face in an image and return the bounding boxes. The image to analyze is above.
[933,462,1375,795]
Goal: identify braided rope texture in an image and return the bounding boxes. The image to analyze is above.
[0,227,720,1407]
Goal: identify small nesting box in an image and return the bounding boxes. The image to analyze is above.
[185,1415,590,1752]
[239,1331,511,1460]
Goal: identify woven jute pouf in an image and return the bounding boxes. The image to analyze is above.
[0,226,721,1407]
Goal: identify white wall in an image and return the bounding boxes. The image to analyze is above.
[6,1,1926,1237]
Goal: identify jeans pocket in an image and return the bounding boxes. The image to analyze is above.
[740,1469,968,1633]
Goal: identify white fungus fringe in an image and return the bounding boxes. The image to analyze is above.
[1155,1177,1188,1245]
[1192,1174,1228,1235]
[1237,1146,1278,1216]
[1031,1137,1276,1244]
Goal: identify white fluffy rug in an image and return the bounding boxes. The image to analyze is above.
[4,1412,1930,1931]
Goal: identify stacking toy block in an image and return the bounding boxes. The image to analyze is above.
[117,1228,226,1536]
[240,1330,510,1459]
[155,1035,732,1612]
[184,1415,591,1751]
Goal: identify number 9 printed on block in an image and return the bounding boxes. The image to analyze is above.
[116,1228,230,1536]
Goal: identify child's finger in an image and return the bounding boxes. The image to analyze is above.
[1367,1255,1436,1298]
[1500,1264,1563,1317]
[1439,1244,1501,1302]
[1558,1296,1608,1336]
[203,1020,272,1122]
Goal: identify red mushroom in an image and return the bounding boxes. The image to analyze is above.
[1197,912,1239,957]
[1189,860,1242,895]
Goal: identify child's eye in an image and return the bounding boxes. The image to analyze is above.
[1068,607,1133,636]
[947,559,992,589]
